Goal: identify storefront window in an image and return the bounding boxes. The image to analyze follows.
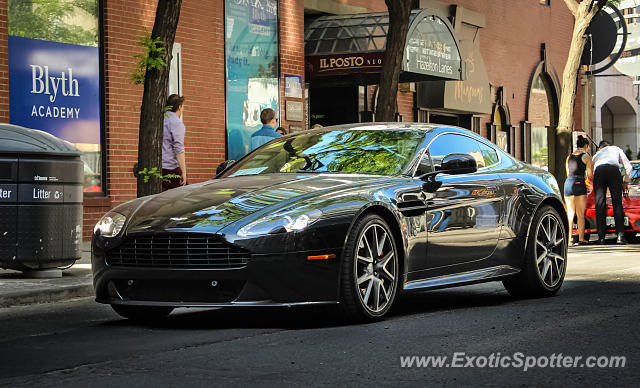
[225,0,280,160]
[493,108,508,152]
[529,75,551,170]
[8,0,102,193]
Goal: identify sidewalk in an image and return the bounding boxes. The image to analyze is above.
[0,242,94,308]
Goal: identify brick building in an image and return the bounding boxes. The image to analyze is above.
[0,0,580,241]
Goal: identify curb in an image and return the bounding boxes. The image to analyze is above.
[0,283,95,308]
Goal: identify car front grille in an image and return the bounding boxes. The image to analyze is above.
[105,233,251,269]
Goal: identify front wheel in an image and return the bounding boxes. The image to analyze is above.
[340,214,399,322]
[111,304,174,322]
[503,205,568,298]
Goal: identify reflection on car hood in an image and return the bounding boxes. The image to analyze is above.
[126,173,383,233]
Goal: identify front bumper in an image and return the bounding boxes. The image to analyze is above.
[92,241,342,307]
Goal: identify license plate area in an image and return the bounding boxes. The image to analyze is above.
[606,216,629,227]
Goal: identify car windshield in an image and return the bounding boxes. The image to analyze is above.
[631,162,640,185]
[222,129,426,177]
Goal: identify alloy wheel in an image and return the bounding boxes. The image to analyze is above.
[354,223,397,313]
[534,213,566,288]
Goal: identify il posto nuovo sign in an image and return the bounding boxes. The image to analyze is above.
[8,36,101,145]
[306,13,461,81]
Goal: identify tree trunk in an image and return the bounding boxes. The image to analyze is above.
[136,0,182,197]
[377,0,412,122]
[555,0,602,186]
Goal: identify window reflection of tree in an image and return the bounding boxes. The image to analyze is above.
[228,130,425,176]
[427,134,491,170]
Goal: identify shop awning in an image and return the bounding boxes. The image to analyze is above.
[305,9,463,86]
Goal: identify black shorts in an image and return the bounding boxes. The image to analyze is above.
[564,176,587,197]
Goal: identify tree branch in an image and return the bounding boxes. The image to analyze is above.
[563,0,579,16]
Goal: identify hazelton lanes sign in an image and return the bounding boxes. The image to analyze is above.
[403,14,461,80]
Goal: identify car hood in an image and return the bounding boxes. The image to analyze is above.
[125,173,385,234]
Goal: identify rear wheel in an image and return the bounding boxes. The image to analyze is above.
[111,304,174,322]
[503,205,567,298]
[340,214,399,322]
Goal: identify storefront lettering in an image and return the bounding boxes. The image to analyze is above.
[30,105,80,119]
[232,0,277,15]
[414,56,453,75]
[319,56,366,70]
[454,81,483,104]
[30,65,80,103]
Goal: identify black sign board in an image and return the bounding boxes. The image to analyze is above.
[581,10,617,65]
[18,158,83,184]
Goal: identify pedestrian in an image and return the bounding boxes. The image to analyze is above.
[162,94,188,191]
[564,135,594,245]
[592,140,633,244]
[250,108,281,151]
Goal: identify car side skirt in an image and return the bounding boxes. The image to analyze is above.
[104,299,338,308]
[403,265,520,291]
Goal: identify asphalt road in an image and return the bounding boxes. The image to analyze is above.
[1,243,639,387]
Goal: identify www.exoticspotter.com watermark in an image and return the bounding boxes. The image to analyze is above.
[399,353,626,371]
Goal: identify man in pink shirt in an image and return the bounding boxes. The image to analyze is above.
[162,94,188,191]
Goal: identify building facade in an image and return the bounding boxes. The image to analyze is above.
[0,0,580,240]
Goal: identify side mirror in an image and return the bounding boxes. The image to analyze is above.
[216,160,236,176]
[441,153,477,175]
[417,153,477,192]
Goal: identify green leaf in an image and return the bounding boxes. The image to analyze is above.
[129,32,168,85]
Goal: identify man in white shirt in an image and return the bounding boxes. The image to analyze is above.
[592,140,633,244]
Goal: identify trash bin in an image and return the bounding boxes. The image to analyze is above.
[0,123,83,271]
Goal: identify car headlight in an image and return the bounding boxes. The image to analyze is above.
[94,212,126,238]
[237,209,322,237]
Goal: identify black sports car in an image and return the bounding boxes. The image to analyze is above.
[92,123,568,321]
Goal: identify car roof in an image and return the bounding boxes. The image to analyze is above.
[307,122,438,132]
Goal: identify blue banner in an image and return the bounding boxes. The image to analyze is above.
[225,0,279,160]
[8,36,100,145]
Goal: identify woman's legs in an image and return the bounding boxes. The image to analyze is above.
[566,195,576,242]
[574,194,588,242]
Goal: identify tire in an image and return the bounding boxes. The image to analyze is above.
[111,304,174,322]
[503,205,568,298]
[339,214,399,322]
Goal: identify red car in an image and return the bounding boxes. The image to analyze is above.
[574,161,640,241]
